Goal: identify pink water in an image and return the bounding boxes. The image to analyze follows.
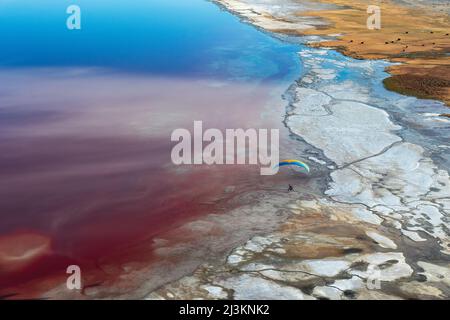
[0,69,294,298]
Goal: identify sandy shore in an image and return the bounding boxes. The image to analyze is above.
[143,0,450,300]
[215,0,450,106]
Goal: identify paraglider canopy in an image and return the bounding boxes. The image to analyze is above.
[276,159,310,174]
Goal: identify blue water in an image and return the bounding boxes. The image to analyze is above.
[0,0,301,81]
[0,0,304,294]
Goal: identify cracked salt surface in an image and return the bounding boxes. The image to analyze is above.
[147,0,450,300]
[288,47,450,255]
[219,274,316,300]
[365,231,397,249]
[213,0,335,32]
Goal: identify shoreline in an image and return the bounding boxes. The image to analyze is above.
[146,0,450,300]
[214,0,450,107]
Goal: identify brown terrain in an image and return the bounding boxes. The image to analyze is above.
[296,0,450,106]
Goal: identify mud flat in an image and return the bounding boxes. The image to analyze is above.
[144,1,450,300]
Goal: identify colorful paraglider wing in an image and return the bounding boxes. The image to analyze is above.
[275,160,310,173]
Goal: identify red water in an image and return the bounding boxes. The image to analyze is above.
[0,69,290,298]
